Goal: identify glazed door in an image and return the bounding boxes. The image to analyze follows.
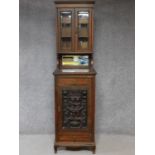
[56,77,94,142]
[57,9,74,52]
[75,8,93,52]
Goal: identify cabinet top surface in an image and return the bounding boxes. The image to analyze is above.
[53,68,96,75]
[54,0,95,4]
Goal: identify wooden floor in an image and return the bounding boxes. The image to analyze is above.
[20,134,134,155]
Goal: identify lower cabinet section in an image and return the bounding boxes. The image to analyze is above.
[54,75,96,153]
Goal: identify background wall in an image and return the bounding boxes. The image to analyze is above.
[20,0,135,135]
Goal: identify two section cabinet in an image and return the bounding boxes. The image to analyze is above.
[53,0,96,154]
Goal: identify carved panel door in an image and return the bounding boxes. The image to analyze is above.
[55,76,95,142]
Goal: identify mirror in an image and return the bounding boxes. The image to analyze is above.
[62,55,89,66]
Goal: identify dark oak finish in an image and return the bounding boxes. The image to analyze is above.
[53,0,96,153]
[55,0,94,53]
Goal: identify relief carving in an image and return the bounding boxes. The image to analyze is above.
[62,88,87,128]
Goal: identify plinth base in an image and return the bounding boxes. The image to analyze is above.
[54,141,96,154]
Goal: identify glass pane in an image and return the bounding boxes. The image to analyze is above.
[62,55,89,66]
[60,11,72,50]
[78,11,89,50]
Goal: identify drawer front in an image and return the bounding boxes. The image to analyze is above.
[58,132,92,142]
[55,76,95,142]
[56,77,91,86]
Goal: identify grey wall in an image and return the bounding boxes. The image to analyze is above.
[20,0,135,135]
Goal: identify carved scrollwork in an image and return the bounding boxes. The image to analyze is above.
[62,88,87,129]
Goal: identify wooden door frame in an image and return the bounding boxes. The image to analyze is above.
[57,8,75,52]
[74,8,93,53]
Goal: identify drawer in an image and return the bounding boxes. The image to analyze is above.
[56,77,92,86]
[58,132,92,142]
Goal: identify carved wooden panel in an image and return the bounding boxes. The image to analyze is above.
[62,88,88,129]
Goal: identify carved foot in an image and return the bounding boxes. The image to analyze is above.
[54,145,57,153]
[92,146,96,154]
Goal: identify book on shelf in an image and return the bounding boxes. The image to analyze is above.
[62,16,71,23]
[61,27,71,37]
[79,28,88,37]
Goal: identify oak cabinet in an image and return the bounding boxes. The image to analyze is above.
[53,0,96,153]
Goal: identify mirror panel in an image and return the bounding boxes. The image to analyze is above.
[62,55,89,66]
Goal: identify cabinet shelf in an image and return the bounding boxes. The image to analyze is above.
[61,36,72,38]
[78,36,88,38]
[62,22,71,24]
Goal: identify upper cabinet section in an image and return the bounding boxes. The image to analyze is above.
[55,0,94,53]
